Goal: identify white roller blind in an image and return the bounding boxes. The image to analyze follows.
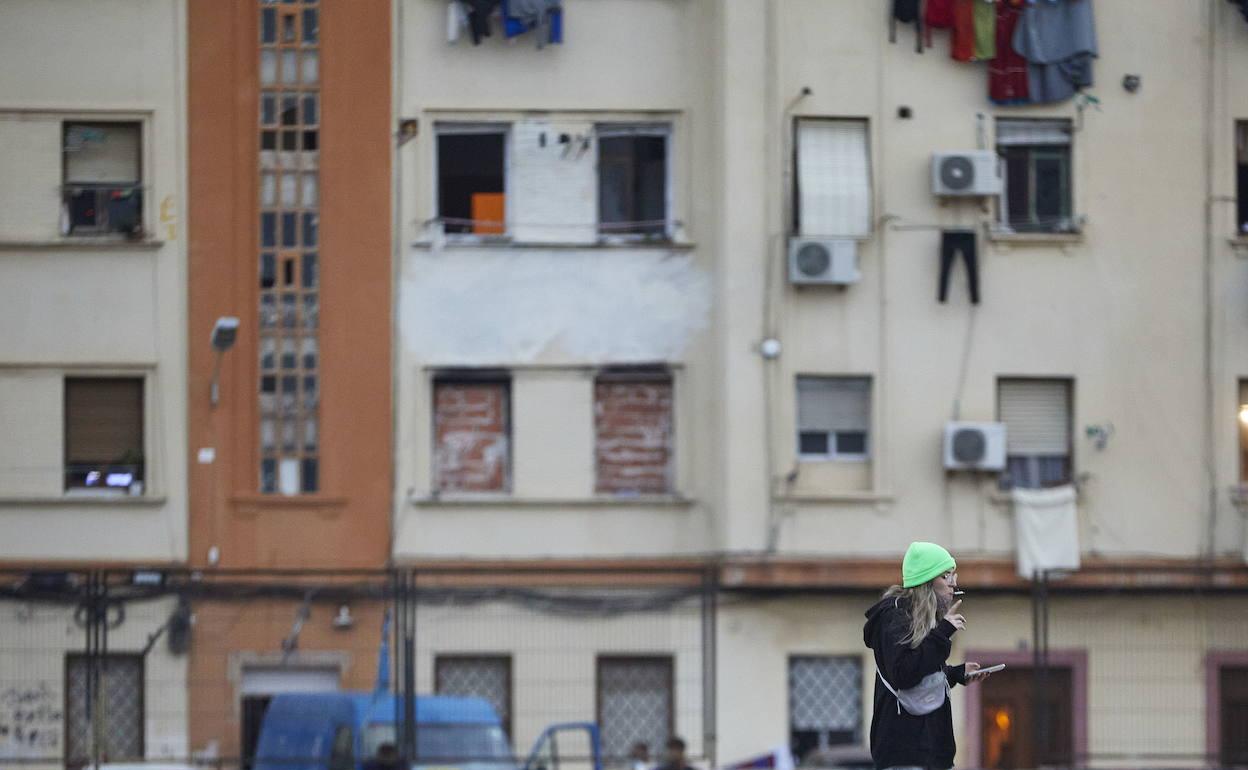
[64,123,140,183]
[797,119,872,237]
[996,119,1071,147]
[797,377,871,433]
[999,379,1071,454]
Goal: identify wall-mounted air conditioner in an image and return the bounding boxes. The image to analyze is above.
[788,237,861,286]
[931,151,1002,196]
[943,421,1007,471]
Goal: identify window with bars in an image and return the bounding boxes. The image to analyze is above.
[997,378,1073,489]
[788,656,862,762]
[64,377,144,493]
[258,0,320,494]
[996,119,1074,234]
[435,655,513,738]
[65,654,144,767]
[597,656,673,762]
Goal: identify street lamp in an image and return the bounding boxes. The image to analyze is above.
[210,316,239,407]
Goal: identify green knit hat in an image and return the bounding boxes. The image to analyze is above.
[902,541,956,588]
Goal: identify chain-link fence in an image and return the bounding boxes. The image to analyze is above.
[0,567,715,770]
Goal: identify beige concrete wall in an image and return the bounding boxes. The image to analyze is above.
[0,597,189,762]
[0,0,187,562]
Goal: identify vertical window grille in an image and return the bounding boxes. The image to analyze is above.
[259,0,320,493]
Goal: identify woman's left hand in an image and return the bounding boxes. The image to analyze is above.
[964,662,992,684]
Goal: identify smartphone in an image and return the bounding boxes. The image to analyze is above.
[978,664,1006,674]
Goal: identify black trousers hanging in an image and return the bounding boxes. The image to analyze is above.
[939,229,980,304]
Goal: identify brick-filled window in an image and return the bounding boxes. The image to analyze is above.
[434,377,511,493]
[595,369,674,495]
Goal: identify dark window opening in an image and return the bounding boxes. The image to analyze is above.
[598,131,668,238]
[241,695,273,770]
[1237,122,1248,234]
[437,131,506,235]
[63,122,143,236]
[64,378,144,493]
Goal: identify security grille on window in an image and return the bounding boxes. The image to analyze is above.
[64,377,144,493]
[437,125,507,235]
[796,377,871,461]
[996,119,1073,234]
[598,125,669,238]
[436,656,513,738]
[65,654,144,766]
[998,378,1072,489]
[794,119,872,238]
[788,656,862,761]
[63,122,143,236]
[597,656,673,761]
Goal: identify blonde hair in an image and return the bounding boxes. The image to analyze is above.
[882,582,941,649]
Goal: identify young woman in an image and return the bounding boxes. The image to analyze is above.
[863,542,992,770]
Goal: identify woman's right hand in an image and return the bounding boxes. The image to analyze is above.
[943,599,966,630]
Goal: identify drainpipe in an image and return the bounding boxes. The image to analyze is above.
[1203,0,1219,560]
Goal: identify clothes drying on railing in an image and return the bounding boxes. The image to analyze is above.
[1011,484,1081,580]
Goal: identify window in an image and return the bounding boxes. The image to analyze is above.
[996,119,1074,234]
[437,125,507,235]
[794,119,872,238]
[595,368,674,495]
[796,377,871,461]
[597,656,673,762]
[433,376,511,493]
[65,654,144,766]
[788,656,862,762]
[64,377,144,493]
[598,125,670,238]
[62,122,143,236]
[998,378,1072,489]
[1238,122,1248,235]
[436,655,513,738]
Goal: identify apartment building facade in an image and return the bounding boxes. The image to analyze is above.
[0,0,191,763]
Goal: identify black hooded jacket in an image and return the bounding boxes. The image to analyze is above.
[863,595,967,770]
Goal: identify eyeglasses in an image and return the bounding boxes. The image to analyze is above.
[941,571,957,581]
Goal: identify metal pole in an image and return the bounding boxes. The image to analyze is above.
[404,569,418,765]
[701,565,718,769]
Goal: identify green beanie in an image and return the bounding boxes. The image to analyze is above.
[902,541,956,588]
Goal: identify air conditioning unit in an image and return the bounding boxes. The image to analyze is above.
[788,238,861,286]
[943,421,1007,471]
[931,151,1002,196]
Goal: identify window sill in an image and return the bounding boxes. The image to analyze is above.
[0,237,165,251]
[986,229,1083,247]
[775,491,895,504]
[229,494,348,509]
[412,240,697,252]
[0,495,167,507]
[1227,237,1248,254]
[410,494,696,509]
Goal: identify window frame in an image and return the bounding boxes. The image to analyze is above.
[593,366,676,495]
[61,120,146,238]
[995,118,1075,235]
[433,122,511,243]
[792,117,874,239]
[996,377,1074,490]
[786,654,864,761]
[595,122,674,243]
[595,654,675,763]
[64,652,145,767]
[434,654,514,739]
[795,376,873,464]
[62,375,147,496]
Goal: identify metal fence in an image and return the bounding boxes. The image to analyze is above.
[0,567,715,770]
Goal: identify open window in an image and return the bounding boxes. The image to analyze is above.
[62,122,143,237]
[597,124,670,239]
[996,119,1074,234]
[437,124,507,236]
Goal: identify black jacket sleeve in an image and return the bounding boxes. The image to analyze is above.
[879,616,959,689]
[945,663,967,687]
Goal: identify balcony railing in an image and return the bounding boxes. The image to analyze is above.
[61,184,145,237]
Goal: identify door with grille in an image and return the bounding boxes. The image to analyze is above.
[65,654,144,767]
[787,656,862,762]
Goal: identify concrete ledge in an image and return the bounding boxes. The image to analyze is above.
[775,492,896,504]
[409,494,696,508]
[987,230,1083,247]
[0,238,165,251]
[0,495,167,506]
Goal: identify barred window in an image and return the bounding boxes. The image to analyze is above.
[65,654,144,767]
[597,656,673,761]
[435,655,513,738]
[788,656,861,762]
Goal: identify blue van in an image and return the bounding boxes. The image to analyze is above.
[253,692,598,770]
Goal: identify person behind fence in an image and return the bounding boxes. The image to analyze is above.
[654,737,696,770]
[863,542,994,770]
[363,742,402,770]
[630,742,651,770]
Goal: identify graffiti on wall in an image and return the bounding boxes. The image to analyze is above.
[0,682,61,759]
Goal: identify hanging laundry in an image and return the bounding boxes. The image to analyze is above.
[938,230,980,305]
[1231,0,1248,26]
[461,0,500,46]
[1011,484,1081,580]
[950,0,977,62]
[973,0,996,61]
[890,0,924,53]
[447,0,467,43]
[989,0,1029,104]
[1012,0,1098,104]
[924,0,955,47]
[502,0,563,48]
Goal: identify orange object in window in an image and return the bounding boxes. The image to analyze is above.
[471,192,505,235]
